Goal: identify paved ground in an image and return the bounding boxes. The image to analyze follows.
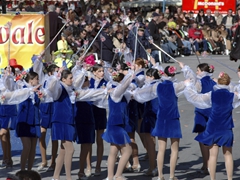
[1,54,240,180]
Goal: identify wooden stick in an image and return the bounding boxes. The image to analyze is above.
[5,22,12,65]
[8,24,11,65]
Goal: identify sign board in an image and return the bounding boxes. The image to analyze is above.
[182,0,236,14]
[0,14,49,69]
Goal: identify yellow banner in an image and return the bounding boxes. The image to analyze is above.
[0,14,46,69]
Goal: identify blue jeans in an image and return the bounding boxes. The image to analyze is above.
[182,40,191,52]
[194,39,208,51]
[151,50,160,63]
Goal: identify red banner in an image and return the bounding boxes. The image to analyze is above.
[182,0,236,14]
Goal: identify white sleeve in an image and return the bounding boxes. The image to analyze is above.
[135,74,145,88]
[73,68,86,89]
[133,83,159,103]
[3,75,16,91]
[152,62,164,71]
[104,68,112,82]
[181,65,202,92]
[71,63,83,76]
[110,73,133,103]
[76,88,106,102]
[45,75,62,101]
[1,88,34,105]
[33,59,45,85]
[232,93,240,108]
[232,84,240,108]
[184,85,212,109]
[181,65,197,82]
[173,81,186,97]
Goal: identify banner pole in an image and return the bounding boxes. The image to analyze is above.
[4,22,12,65]
[8,25,11,65]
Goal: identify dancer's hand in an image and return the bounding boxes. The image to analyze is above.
[79,56,84,62]
[33,84,42,92]
[178,61,184,69]
[57,67,64,78]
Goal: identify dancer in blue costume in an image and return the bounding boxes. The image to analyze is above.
[116,62,141,172]
[14,71,42,170]
[102,71,133,180]
[125,58,146,172]
[46,69,106,180]
[132,62,187,180]
[0,66,17,168]
[76,76,96,179]
[181,62,216,174]
[184,72,240,180]
[89,64,108,176]
[134,68,161,176]
[0,70,41,170]
[33,61,60,172]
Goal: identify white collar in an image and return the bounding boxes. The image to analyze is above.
[213,84,230,91]
[197,71,212,79]
[161,76,177,82]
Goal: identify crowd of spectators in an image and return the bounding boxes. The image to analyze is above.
[4,0,240,63]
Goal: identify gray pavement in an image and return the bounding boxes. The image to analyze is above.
[1,54,240,180]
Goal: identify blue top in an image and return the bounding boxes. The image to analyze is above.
[132,70,144,87]
[89,78,107,89]
[194,88,234,147]
[157,80,179,120]
[195,76,216,115]
[107,95,128,126]
[40,80,54,115]
[207,89,234,131]
[151,80,182,138]
[17,90,40,126]
[52,85,76,125]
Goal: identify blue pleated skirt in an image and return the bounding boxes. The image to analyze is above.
[151,118,182,138]
[40,112,52,129]
[102,125,131,145]
[0,116,17,130]
[193,111,208,133]
[15,122,41,138]
[51,123,76,141]
[195,129,233,147]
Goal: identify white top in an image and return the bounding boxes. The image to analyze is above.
[133,76,186,104]
[184,83,240,109]
[45,75,106,104]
